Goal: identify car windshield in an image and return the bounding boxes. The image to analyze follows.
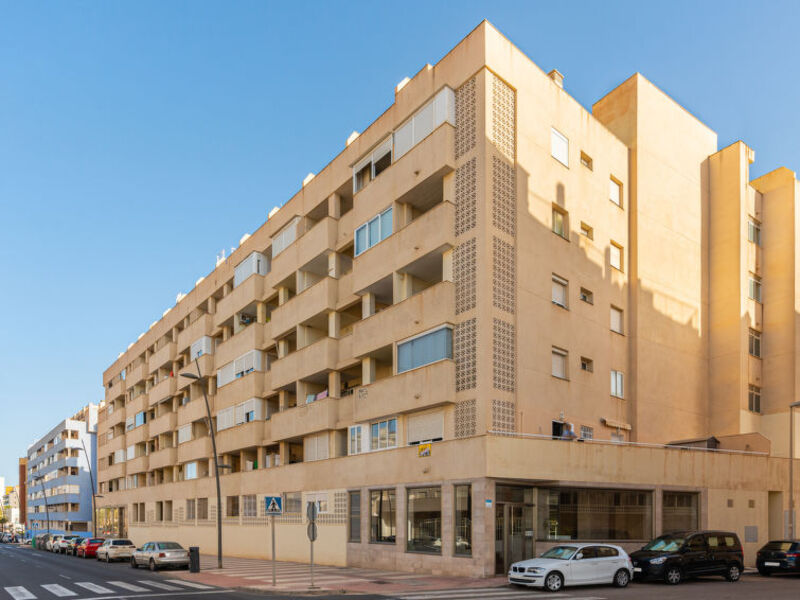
[157,542,183,550]
[89,539,104,544]
[113,540,133,546]
[763,542,795,552]
[643,536,686,552]
[540,546,578,560]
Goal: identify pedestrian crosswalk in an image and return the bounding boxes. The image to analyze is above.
[393,588,607,600]
[2,579,221,599]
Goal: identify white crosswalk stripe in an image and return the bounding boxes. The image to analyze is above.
[106,581,150,592]
[136,580,182,591]
[73,582,114,594]
[3,588,36,600]
[164,580,214,589]
[39,585,75,598]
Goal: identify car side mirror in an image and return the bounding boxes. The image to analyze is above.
[574,552,583,560]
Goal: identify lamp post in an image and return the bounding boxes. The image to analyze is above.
[33,476,50,539]
[79,437,100,538]
[182,358,225,569]
[789,400,800,538]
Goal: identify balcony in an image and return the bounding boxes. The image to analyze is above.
[178,397,212,426]
[105,378,125,402]
[149,341,176,372]
[125,424,149,445]
[270,397,339,442]
[214,322,271,368]
[126,362,148,387]
[177,437,212,464]
[216,421,267,454]
[105,434,125,454]
[103,462,126,480]
[125,393,148,417]
[270,217,338,285]
[148,447,177,470]
[177,313,215,353]
[214,276,265,330]
[271,337,340,390]
[126,455,149,474]
[352,359,455,424]
[215,371,268,412]
[353,200,454,294]
[335,210,354,252]
[149,376,177,406]
[149,411,177,437]
[177,354,215,391]
[352,281,454,358]
[270,277,339,338]
[107,407,125,429]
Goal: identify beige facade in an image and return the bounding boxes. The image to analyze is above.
[97,21,800,575]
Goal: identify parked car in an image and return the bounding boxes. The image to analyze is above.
[47,534,64,552]
[756,540,800,575]
[130,542,190,572]
[34,533,50,550]
[508,544,633,592]
[76,538,105,559]
[96,538,136,562]
[0,533,12,543]
[630,531,744,585]
[58,535,81,555]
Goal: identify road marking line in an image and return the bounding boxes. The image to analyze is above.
[73,583,114,594]
[106,581,149,592]
[163,580,214,589]
[136,581,182,591]
[40,585,76,597]
[4,587,36,600]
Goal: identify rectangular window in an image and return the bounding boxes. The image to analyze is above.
[349,425,363,455]
[397,326,452,373]
[354,207,393,256]
[748,384,761,413]
[552,275,568,308]
[580,357,593,372]
[304,432,329,462]
[284,492,302,514]
[580,425,594,440]
[190,336,214,360]
[233,251,269,287]
[177,424,192,444]
[186,499,196,520]
[748,219,762,246]
[406,410,444,445]
[242,495,257,518]
[197,498,208,520]
[662,492,699,532]
[134,411,146,427]
[234,350,262,378]
[611,370,624,398]
[454,484,472,556]
[580,151,593,170]
[749,329,762,358]
[579,287,593,304]
[126,445,135,461]
[370,418,397,451]
[217,407,234,432]
[610,177,622,207]
[580,222,593,240]
[610,242,623,271]
[370,489,396,544]
[272,216,300,257]
[348,491,361,543]
[407,487,441,553]
[536,487,652,540]
[552,206,568,238]
[551,127,569,166]
[184,462,197,480]
[610,306,624,334]
[226,496,239,518]
[306,492,328,514]
[392,87,455,161]
[749,275,762,302]
[552,347,568,379]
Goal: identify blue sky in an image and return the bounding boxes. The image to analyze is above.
[1,0,798,484]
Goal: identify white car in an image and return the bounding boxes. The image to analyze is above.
[509,543,633,592]
[47,535,64,552]
[96,538,136,562]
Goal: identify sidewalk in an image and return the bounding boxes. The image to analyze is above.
[167,554,508,595]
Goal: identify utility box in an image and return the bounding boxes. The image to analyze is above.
[189,546,200,573]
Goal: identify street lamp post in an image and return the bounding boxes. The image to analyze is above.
[182,357,225,569]
[789,400,800,538]
[33,476,51,539]
[79,436,100,538]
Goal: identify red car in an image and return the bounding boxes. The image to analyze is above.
[76,538,105,558]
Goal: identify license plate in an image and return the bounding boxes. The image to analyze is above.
[634,567,642,572]
[765,561,780,566]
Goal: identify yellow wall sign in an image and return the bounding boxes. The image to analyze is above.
[418,443,432,457]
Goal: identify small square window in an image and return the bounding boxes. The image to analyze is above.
[727,499,734,508]
[580,288,593,304]
[580,222,593,240]
[580,357,593,372]
[552,206,568,239]
[748,499,755,509]
[552,275,568,309]
[580,152,593,170]
[552,347,568,379]
[580,425,593,440]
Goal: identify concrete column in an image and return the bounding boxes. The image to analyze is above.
[297,380,309,405]
[328,311,341,338]
[278,286,290,306]
[279,442,290,466]
[328,192,342,219]
[222,326,231,342]
[208,296,216,315]
[361,293,376,319]
[441,484,455,557]
[394,201,412,230]
[172,326,179,343]
[145,348,152,361]
[277,338,288,359]
[328,371,341,398]
[442,248,453,282]
[223,282,232,296]
[362,357,376,386]
[396,485,407,550]
[328,252,341,279]
[208,376,216,397]
[393,272,413,304]
[256,301,267,324]
[278,390,290,411]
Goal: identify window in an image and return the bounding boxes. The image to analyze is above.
[749,329,762,358]
[217,407,234,432]
[611,370,624,398]
[233,251,269,287]
[197,498,208,520]
[748,219,762,246]
[184,462,197,480]
[242,495,257,518]
[406,410,444,445]
[304,432,329,462]
[551,128,569,166]
[306,492,329,514]
[536,487,652,541]
[272,216,300,257]
[349,425,363,455]
[610,306,624,334]
[190,336,214,360]
[552,275,568,308]
[177,424,192,444]
[397,326,452,373]
[580,357,593,372]
[580,426,594,440]
[226,496,239,518]
[580,151,593,170]
[186,499,196,520]
[393,87,455,161]
[234,398,264,426]
[748,385,761,413]
[579,287,593,304]
[662,492,698,532]
[552,347,568,379]
[348,491,361,543]
[610,242,623,271]
[354,207,393,256]
[370,418,397,451]
[126,445,135,460]
[134,411,146,427]
[407,487,441,553]
[370,489,396,543]
[353,137,392,193]
[552,206,568,239]
[234,350,263,378]
[284,492,302,514]
[580,222,593,240]
[611,432,625,443]
[609,177,622,207]
[749,275,762,302]
[454,484,472,556]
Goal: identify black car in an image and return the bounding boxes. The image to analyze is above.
[629,531,744,585]
[756,540,800,575]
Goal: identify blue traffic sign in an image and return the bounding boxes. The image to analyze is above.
[265,495,283,515]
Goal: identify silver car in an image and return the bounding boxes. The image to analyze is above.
[130,541,190,571]
[96,538,136,562]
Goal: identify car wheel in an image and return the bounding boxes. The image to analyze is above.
[665,566,682,585]
[758,567,771,576]
[105,553,110,563]
[544,571,564,592]
[149,559,158,572]
[613,569,630,588]
[726,563,742,582]
[130,557,138,569]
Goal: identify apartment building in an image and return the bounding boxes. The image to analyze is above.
[27,404,98,538]
[97,22,799,575]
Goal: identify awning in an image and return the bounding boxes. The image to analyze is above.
[602,417,631,431]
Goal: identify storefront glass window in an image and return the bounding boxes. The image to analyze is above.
[407,487,441,553]
[662,491,699,532]
[454,484,472,556]
[370,489,396,543]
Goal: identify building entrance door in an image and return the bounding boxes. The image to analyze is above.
[495,502,534,574]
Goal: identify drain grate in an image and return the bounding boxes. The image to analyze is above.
[370,580,390,584]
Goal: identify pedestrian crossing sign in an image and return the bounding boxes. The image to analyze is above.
[265,495,283,515]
